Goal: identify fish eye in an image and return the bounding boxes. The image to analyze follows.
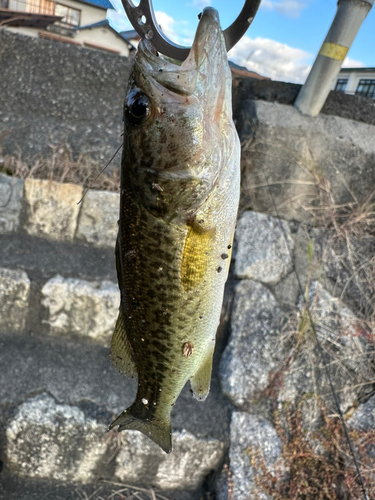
[125,92,151,125]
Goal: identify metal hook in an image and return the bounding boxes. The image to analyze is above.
[122,0,262,61]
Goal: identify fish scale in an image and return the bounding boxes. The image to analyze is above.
[109,7,240,453]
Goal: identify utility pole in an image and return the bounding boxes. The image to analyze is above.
[294,0,374,117]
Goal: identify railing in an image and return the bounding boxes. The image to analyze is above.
[3,0,55,15]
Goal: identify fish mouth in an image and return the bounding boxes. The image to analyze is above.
[187,7,227,72]
[136,7,228,98]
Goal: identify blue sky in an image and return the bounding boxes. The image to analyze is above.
[107,0,374,83]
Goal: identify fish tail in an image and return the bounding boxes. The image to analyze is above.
[108,408,172,454]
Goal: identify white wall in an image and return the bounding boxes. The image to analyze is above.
[58,0,106,26]
[74,26,129,56]
[6,26,40,37]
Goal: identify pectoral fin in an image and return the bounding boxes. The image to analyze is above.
[190,345,214,401]
[110,308,137,378]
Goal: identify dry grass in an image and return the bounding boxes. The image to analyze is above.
[249,399,375,500]
[0,143,121,192]
[75,481,171,500]
[240,134,375,239]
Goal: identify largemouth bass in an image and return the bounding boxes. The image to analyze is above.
[109,7,240,453]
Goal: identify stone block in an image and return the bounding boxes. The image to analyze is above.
[76,190,119,248]
[6,393,107,483]
[41,275,119,343]
[217,412,283,500]
[238,100,375,223]
[348,394,375,432]
[0,174,24,233]
[0,266,30,331]
[115,429,224,490]
[24,178,83,240]
[219,280,288,410]
[234,211,294,284]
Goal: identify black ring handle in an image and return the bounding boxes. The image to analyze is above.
[122,0,262,61]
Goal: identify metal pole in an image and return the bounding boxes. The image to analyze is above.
[294,0,374,117]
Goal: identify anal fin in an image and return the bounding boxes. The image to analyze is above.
[110,308,137,378]
[190,345,214,401]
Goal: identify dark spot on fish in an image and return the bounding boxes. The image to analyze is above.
[221,253,229,260]
[159,68,163,72]
[217,267,223,273]
[227,244,232,249]
[147,289,157,299]
[199,315,203,319]
[198,12,202,19]
[125,250,136,260]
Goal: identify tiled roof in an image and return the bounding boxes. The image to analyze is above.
[119,29,140,41]
[75,19,109,30]
[74,0,114,11]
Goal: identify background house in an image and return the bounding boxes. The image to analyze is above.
[0,0,132,55]
[332,67,375,100]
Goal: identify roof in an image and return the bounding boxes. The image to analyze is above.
[340,67,375,73]
[119,29,140,41]
[75,19,109,30]
[73,0,114,11]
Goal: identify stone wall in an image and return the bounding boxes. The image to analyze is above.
[0,30,132,167]
[0,171,374,499]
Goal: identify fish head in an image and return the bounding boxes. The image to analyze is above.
[123,7,236,221]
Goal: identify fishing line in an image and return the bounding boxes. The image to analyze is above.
[257,160,370,500]
[77,141,123,205]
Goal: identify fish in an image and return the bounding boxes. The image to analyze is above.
[108,6,241,453]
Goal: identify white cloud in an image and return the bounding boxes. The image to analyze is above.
[228,35,312,83]
[154,10,180,43]
[342,56,365,68]
[106,0,132,32]
[260,0,308,18]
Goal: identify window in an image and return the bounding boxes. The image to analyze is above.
[54,3,80,26]
[356,79,375,100]
[335,78,348,92]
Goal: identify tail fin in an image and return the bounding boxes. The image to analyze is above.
[108,408,172,454]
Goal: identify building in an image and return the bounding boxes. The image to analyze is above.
[0,0,132,55]
[332,67,375,100]
[119,28,140,49]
